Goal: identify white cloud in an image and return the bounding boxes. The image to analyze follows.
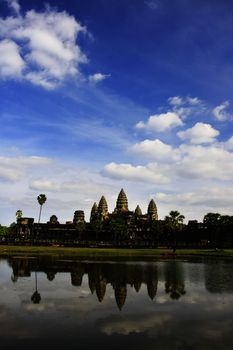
[157,187,233,208]
[167,96,204,120]
[25,71,57,90]
[0,156,51,182]
[173,107,192,119]
[187,97,201,105]
[155,186,233,220]
[177,122,219,144]
[30,179,60,191]
[224,136,233,150]
[0,39,25,77]
[0,155,123,224]
[129,139,179,161]
[145,0,160,10]
[29,178,113,197]
[213,101,233,121]
[136,112,183,132]
[168,96,183,106]
[102,162,170,184]
[168,96,202,108]
[178,144,233,180]
[0,6,87,89]
[88,73,110,84]
[104,140,233,185]
[6,0,20,15]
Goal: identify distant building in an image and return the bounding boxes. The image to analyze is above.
[14,189,159,244]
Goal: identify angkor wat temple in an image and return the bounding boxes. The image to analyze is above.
[10,188,233,248]
[14,189,161,246]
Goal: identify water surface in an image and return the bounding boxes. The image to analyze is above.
[0,255,233,349]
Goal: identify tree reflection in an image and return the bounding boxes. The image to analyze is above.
[164,262,186,300]
[31,271,41,304]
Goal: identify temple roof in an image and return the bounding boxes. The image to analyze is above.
[135,205,142,216]
[147,199,158,220]
[115,188,129,212]
[91,202,98,213]
[98,196,108,215]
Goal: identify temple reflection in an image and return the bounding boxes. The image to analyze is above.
[7,256,190,310]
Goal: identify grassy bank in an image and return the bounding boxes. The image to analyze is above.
[0,245,233,259]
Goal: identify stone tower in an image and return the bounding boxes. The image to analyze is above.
[115,189,129,213]
[90,202,98,222]
[135,205,142,216]
[73,210,85,224]
[147,199,158,220]
[98,196,108,218]
[48,215,59,224]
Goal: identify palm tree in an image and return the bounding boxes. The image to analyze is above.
[164,210,185,251]
[165,210,185,230]
[37,194,47,223]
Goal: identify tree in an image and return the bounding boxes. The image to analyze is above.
[164,210,185,251]
[37,194,47,223]
[165,210,185,230]
[203,213,221,248]
[0,225,10,236]
[203,213,221,226]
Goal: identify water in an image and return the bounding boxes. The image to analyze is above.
[0,255,233,349]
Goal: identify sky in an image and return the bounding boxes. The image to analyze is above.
[0,0,233,225]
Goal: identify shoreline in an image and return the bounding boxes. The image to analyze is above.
[0,245,233,259]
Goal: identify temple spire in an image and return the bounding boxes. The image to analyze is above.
[98,196,108,218]
[135,205,142,216]
[115,189,129,213]
[90,202,98,222]
[147,199,158,220]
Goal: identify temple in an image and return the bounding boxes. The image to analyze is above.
[9,189,233,248]
[14,189,161,246]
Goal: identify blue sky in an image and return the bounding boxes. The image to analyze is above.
[0,0,233,225]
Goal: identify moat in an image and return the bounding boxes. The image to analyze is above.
[0,255,233,349]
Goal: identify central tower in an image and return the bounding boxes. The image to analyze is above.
[115,188,129,213]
